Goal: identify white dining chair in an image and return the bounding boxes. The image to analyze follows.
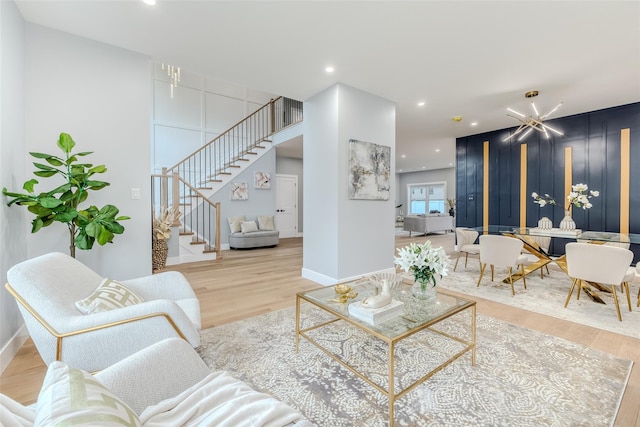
[477,235,530,295]
[564,242,634,321]
[454,227,480,271]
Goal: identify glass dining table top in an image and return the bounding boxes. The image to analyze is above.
[471,225,640,245]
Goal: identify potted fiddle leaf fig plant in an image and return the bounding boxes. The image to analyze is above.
[2,132,130,258]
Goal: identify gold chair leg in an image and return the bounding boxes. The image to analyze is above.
[507,267,515,295]
[623,282,632,312]
[477,264,486,287]
[464,253,469,267]
[565,278,578,307]
[521,264,527,289]
[576,280,582,300]
[611,285,622,321]
[454,252,462,271]
[490,264,494,282]
[637,287,640,308]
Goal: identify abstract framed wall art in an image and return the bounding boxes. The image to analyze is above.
[348,139,391,200]
[254,171,271,189]
[231,182,248,200]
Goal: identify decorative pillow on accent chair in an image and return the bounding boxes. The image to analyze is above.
[227,215,245,233]
[240,220,259,233]
[75,278,144,314]
[34,361,141,427]
[257,215,275,231]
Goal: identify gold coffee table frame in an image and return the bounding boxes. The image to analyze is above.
[296,282,476,427]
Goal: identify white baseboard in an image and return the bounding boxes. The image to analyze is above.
[301,267,397,286]
[0,324,28,375]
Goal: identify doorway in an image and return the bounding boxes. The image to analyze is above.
[275,174,298,238]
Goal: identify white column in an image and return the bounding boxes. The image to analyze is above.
[302,84,396,285]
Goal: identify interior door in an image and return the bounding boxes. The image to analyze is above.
[275,174,298,238]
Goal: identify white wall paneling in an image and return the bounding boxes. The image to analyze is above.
[205,93,245,131]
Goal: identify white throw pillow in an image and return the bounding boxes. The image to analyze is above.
[34,361,141,427]
[240,220,258,233]
[227,215,245,233]
[75,278,144,314]
[257,215,275,231]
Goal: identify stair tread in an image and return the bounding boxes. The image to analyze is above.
[179,232,194,236]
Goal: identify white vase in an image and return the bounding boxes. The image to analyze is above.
[559,209,576,231]
[537,217,553,229]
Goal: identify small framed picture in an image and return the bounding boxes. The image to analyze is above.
[254,171,271,189]
[231,182,248,200]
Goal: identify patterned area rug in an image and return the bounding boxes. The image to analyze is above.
[198,305,632,427]
[437,262,640,340]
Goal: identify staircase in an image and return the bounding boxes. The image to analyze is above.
[151,96,303,265]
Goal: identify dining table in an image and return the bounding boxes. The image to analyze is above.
[471,225,640,303]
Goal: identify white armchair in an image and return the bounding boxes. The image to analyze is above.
[0,338,311,426]
[5,252,201,372]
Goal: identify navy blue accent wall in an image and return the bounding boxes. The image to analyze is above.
[456,102,640,261]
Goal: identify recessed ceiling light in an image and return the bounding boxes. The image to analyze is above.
[142,0,156,5]
[435,149,440,153]
[401,154,406,158]
[417,101,425,107]
[470,122,478,126]
[422,166,426,169]
[449,163,453,166]
[325,66,334,73]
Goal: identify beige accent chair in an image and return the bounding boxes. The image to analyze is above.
[453,227,480,271]
[477,235,530,295]
[564,243,634,321]
[6,252,201,372]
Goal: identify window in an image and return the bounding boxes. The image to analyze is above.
[408,182,446,215]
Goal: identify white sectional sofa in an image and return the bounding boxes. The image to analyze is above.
[0,338,311,426]
[403,214,454,236]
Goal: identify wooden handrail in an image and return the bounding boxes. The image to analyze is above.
[166,96,282,173]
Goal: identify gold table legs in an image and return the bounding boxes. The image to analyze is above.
[295,295,476,426]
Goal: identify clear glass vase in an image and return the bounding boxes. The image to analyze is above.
[412,278,436,300]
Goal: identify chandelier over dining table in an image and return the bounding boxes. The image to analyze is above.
[503,90,564,142]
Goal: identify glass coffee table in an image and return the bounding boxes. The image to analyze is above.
[296,279,476,427]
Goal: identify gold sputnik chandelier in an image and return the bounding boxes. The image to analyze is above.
[503,90,564,142]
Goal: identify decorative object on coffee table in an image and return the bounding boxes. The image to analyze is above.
[394,241,450,300]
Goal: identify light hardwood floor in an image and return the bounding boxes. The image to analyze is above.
[1,235,638,426]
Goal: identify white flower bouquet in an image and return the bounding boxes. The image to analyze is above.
[567,183,599,210]
[394,241,450,290]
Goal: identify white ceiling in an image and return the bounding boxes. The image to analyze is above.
[15,1,640,172]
